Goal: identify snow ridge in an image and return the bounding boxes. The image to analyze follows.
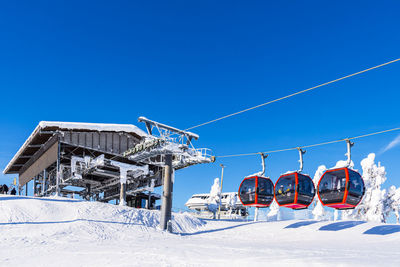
[0,195,205,236]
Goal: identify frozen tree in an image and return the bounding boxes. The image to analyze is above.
[267,200,280,221]
[383,186,400,223]
[312,165,327,220]
[345,153,386,222]
[224,192,238,217]
[334,159,354,169]
[313,201,327,221]
[207,178,221,218]
[392,187,400,223]
[333,210,340,221]
[225,192,237,210]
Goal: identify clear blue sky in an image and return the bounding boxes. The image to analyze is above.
[1,1,400,211]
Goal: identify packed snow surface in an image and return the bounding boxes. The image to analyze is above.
[1,195,400,266]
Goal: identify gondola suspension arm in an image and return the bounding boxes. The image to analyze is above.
[297,148,306,173]
[258,152,268,177]
[345,139,354,168]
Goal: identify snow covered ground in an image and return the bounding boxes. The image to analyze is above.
[1,195,400,266]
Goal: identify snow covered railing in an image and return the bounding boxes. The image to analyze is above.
[122,136,214,169]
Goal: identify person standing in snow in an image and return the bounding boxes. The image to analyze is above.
[2,184,8,194]
[10,187,16,195]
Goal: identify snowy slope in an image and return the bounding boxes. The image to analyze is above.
[1,195,400,266]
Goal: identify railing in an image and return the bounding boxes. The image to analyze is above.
[190,148,213,159]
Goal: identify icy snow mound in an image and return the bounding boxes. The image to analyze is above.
[0,195,205,236]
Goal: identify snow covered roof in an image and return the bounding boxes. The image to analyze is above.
[185,192,243,209]
[3,121,147,175]
[190,192,238,197]
[38,121,147,137]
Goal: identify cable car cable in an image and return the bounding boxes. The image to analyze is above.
[217,126,400,158]
[186,58,400,131]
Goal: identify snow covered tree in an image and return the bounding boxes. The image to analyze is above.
[267,200,280,221]
[224,192,238,218]
[207,178,221,218]
[383,186,400,223]
[312,165,327,220]
[225,192,237,210]
[345,153,386,222]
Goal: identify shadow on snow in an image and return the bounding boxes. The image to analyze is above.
[285,220,320,229]
[319,221,366,231]
[179,221,262,236]
[363,225,400,235]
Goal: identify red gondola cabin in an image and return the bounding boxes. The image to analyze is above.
[274,172,315,209]
[238,176,274,207]
[317,167,365,210]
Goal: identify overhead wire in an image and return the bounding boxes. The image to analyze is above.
[186,58,400,131]
[216,126,400,158]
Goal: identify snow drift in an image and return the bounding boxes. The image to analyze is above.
[0,195,205,235]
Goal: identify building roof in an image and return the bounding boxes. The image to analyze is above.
[3,121,147,175]
[37,121,147,136]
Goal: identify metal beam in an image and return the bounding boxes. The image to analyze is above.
[144,122,152,135]
[28,144,43,148]
[138,116,199,140]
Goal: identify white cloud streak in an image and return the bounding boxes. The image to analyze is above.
[381,134,400,154]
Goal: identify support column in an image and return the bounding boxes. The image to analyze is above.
[86,184,91,201]
[42,169,46,196]
[147,192,152,209]
[160,154,173,231]
[119,169,127,206]
[33,176,37,196]
[25,183,28,196]
[55,142,61,196]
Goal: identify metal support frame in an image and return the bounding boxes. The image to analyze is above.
[258,152,268,177]
[160,154,173,231]
[124,117,214,171]
[254,153,268,222]
[297,147,306,173]
[138,116,199,141]
[345,139,354,168]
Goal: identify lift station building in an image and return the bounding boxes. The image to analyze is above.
[3,121,163,208]
[3,120,213,214]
